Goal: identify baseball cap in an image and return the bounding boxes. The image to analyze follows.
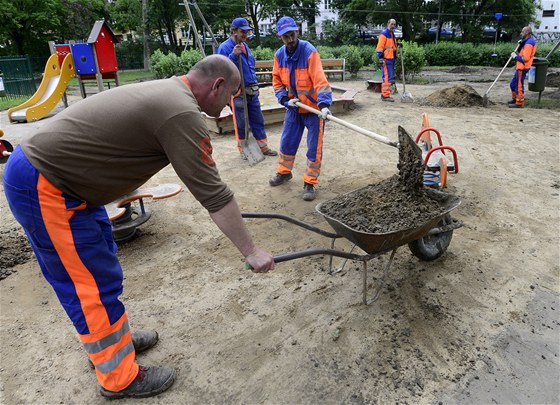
[276,16,298,36]
[231,17,252,31]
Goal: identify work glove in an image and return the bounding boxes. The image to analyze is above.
[397,42,403,48]
[510,52,517,59]
[320,107,331,120]
[284,98,300,111]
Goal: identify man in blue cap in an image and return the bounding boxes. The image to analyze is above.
[217,17,277,159]
[269,16,332,201]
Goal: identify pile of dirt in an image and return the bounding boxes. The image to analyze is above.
[0,226,33,280]
[546,71,560,87]
[319,176,449,234]
[448,66,476,74]
[420,84,484,107]
[319,128,448,234]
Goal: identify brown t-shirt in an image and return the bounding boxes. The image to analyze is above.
[21,76,233,212]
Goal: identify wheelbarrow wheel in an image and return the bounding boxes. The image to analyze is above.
[408,215,453,261]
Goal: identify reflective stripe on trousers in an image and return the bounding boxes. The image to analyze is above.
[276,109,325,185]
[509,69,527,106]
[381,58,395,98]
[2,146,138,392]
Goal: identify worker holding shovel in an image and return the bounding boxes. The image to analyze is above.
[217,17,277,159]
[269,16,332,201]
[376,18,399,102]
[508,26,537,108]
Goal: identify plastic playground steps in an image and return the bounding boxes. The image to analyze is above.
[8,53,75,123]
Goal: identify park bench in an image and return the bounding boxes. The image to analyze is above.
[255,58,346,82]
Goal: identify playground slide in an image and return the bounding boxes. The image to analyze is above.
[8,53,75,123]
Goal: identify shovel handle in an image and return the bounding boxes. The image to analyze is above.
[294,101,397,148]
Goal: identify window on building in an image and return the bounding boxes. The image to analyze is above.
[543,10,555,17]
[324,0,331,10]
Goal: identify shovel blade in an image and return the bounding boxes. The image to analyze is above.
[242,135,265,166]
[401,92,414,103]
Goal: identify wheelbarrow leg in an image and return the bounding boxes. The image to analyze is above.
[363,248,397,305]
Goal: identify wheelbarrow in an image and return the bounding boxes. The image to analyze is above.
[242,187,462,305]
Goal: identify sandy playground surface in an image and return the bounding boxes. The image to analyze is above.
[0,67,559,404]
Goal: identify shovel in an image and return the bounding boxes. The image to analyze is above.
[399,48,414,103]
[294,101,398,148]
[237,53,264,165]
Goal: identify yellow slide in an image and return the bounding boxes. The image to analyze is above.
[8,53,75,123]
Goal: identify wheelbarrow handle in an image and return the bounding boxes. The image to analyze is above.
[274,248,367,263]
[245,248,371,270]
[294,101,398,148]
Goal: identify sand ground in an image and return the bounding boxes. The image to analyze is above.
[0,67,559,404]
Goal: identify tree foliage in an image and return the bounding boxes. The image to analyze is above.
[0,0,64,55]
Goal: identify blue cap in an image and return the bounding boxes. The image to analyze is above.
[276,16,298,36]
[231,17,252,31]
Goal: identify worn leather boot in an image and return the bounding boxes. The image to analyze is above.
[302,183,316,201]
[269,172,293,186]
[381,95,395,102]
[262,149,278,156]
[99,365,176,399]
[89,330,158,369]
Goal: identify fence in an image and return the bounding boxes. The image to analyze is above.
[0,55,37,99]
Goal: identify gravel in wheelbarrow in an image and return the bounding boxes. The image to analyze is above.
[316,175,461,255]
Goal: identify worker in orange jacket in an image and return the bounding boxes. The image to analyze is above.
[509,26,537,108]
[269,16,332,202]
[376,19,398,102]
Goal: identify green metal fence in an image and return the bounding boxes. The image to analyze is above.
[0,55,37,99]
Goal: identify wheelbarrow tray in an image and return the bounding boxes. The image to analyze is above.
[316,187,461,255]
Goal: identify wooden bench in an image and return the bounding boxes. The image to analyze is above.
[255,58,346,82]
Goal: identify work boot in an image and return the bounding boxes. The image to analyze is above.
[381,96,395,102]
[302,183,316,201]
[262,149,278,156]
[269,172,293,186]
[89,330,158,369]
[508,103,522,108]
[508,99,517,104]
[99,365,176,400]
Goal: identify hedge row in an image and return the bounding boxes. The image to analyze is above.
[150,41,559,79]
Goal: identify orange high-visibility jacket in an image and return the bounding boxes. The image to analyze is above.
[515,36,537,70]
[376,28,398,60]
[272,40,332,111]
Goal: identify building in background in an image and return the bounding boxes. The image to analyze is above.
[533,0,560,42]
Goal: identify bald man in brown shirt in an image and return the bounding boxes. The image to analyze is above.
[3,55,274,399]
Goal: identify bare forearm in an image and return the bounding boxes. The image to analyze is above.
[209,198,256,257]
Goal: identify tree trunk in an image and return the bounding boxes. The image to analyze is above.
[142,0,150,70]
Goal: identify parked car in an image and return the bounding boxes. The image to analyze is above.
[483,26,508,38]
[428,27,454,36]
[358,30,378,39]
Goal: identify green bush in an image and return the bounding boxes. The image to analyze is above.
[395,42,426,79]
[150,49,202,79]
[179,49,203,73]
[359,46,377,66]
[315,45,336,59]
[338,45,364,75]
[424,42,479,66]
[252,46,275,61]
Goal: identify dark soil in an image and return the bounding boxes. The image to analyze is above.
[420,84,485,107]
[546,71,560,88]
[319,127,448,234]
[448,66,477,74]
[0,226,33,280]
